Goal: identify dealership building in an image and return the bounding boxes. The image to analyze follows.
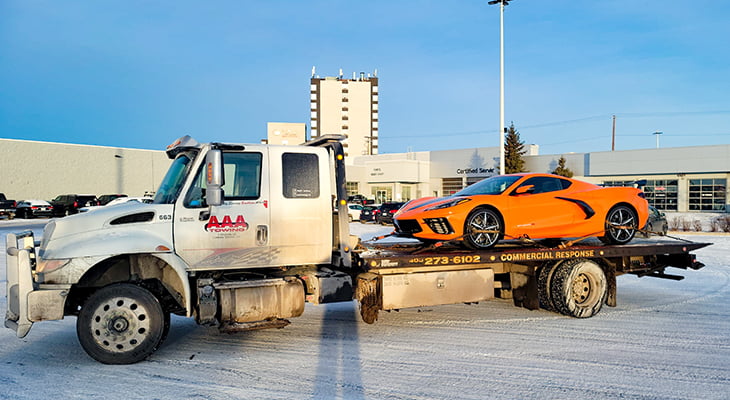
[346,143,730,213]
[1,138,728,213]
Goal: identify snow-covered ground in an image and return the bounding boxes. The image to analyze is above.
[1,219,729,399]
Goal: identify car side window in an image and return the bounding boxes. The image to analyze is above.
[516,177,571,195]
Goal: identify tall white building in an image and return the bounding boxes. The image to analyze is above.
[310,68,379,163]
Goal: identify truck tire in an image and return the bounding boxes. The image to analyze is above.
[537,261,563,312]
[550,259,607,318]
[77,283,166,364]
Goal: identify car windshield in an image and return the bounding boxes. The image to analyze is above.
[153,151,197,204]
[454,175,521,196]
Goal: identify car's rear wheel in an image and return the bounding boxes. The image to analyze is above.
[463,208,502,249]
[600,205,638,245]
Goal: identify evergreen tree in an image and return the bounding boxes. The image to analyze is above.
[504,122,526,173]
[552,156,574,178]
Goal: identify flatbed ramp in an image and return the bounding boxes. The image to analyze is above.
[354,238,710,323]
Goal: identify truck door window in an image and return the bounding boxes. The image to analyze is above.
[282,153,319,198]
[185,152,263,208]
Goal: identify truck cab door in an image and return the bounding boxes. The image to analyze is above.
[173,148,273,270]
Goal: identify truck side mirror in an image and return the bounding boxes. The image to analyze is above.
[205,149,224,207]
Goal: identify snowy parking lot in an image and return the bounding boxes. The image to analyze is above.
[1,219,729,399]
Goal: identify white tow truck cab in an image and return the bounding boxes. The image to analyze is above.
[6,135,355,364]
[5,135,711,365]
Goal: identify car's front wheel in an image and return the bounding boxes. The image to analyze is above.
[463,208,503,249]
[600,205,638,244]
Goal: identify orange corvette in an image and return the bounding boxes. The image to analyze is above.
[394,173,649,249]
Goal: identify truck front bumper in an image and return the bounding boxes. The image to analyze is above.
[5,232,68,338]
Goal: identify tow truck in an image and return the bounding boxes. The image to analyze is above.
[5,135,710,364]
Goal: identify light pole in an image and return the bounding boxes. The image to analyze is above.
[488,0,512,174]
[653,131,663,148]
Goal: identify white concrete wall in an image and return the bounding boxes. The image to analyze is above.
[0,139,171,201]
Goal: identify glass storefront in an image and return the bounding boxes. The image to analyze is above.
[644,180,678,211]
[689,179,727,211]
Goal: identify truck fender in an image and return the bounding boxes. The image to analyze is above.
[69,252,193,318]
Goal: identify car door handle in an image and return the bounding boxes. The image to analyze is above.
[199,210,210,221]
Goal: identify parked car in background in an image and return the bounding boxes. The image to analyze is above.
[377,202,406,225]
[358,205,380,223]
[79,196,153,213]
[347,203,364,222]
[15,200,54,219]
[50,194,100,216]
[641,206,668,237]
[98,194,128,205]
[0,193,16,219]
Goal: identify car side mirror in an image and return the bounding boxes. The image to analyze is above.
[205,149,224,207]
[514,185,535,195]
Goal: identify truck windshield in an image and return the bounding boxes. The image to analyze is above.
[153,152,196,204]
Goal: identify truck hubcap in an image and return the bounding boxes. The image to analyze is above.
[90,297,152,353]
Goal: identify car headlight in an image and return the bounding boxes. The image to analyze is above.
[425,198,471,211]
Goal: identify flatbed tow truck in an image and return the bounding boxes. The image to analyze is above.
[5,135,710,364]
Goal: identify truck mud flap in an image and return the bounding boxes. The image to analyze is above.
[5,233,34,338]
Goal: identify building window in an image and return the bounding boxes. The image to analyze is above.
[689,178,726,211]
[342,97,349,102]
[644,180,678,211]
[442,178,463,196]
[346,182,359,197]
[401,185,412,201]
[466,176,487,186]
[371,186,392,204]
[602,180,635,187]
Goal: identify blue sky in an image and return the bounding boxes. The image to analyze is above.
[1,0,729,155]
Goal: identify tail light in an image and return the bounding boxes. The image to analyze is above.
[389,209,397,214]
[73,201,78,208]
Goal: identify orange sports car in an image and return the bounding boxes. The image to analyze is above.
[393,173,649,249]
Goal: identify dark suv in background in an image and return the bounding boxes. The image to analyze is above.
[376,202,405,225]
[98,194,128,205]
[51,194,100,216]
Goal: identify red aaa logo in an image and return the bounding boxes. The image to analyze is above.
[205,215,249,232]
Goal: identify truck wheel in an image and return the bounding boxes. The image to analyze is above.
[77,283,166,364]
[550,259,607,318]
[537,261,563,312]
[463,208,502,249]
[600,205,638,245]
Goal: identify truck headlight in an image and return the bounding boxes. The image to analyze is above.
[36,258,71,274]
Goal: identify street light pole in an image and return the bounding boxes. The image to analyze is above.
[653,131,663,148]
[488,0,512,174]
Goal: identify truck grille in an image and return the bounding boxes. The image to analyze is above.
[424,218,454,235]
[394,219,422,234]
